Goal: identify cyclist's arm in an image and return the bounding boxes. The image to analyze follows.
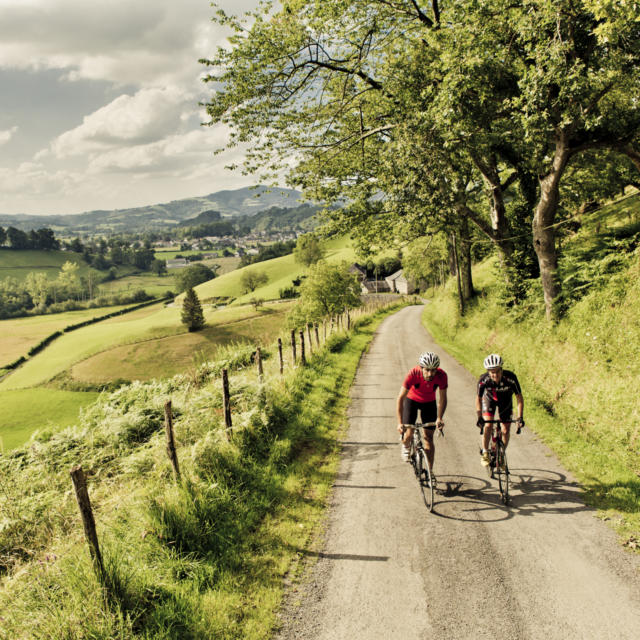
[475,393,483,420]
[396,386,409,430]
[515,393,524,421]
[437,387,447,426]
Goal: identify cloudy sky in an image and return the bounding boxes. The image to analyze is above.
[0,0,261,216]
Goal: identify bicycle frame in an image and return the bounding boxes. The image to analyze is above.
[479,418,519,504]
[402,422,443,511]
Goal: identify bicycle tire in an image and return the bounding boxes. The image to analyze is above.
[495,439,509,504]
[417,448,434,512]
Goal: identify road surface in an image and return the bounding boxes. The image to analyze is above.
[276,305,640,639]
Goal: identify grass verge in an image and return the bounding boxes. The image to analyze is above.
[0,301,402,638]
[422,257,640,549]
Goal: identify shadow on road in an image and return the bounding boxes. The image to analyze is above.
[427,468,590,521]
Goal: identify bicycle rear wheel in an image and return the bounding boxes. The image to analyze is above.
[417,449,434,512]
[495,439,509,504]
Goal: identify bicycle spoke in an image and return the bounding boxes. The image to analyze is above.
[418,449,434,512]
[496,441,509,504]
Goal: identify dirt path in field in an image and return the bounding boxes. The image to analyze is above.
[275,304,640,640]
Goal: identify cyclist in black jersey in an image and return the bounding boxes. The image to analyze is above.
[476,353,524,467]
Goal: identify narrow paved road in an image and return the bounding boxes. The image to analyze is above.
[276,305,640,639]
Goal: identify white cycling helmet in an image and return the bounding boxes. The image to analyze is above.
[418,352,440,369]
[483,353,503,369]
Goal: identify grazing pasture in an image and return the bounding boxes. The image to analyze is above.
[71,302,293,382]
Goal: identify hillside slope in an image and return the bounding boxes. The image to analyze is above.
[422,193,640,544]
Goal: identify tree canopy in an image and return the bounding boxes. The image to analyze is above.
[293,233,325,266]
[174,263,217,293]
[203,0,640,319]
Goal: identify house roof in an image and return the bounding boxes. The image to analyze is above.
[386,269,405,281]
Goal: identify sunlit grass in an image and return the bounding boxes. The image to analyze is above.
[0,305,131,365]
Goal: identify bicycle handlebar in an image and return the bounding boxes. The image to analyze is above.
[401,422,445,436]
[478,418,524,435]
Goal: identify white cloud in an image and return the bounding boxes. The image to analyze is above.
[0,0,256,89]
[0,125,17,145]
[50,87,192,157]
[0,0,262,214]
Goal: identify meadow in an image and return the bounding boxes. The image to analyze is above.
[0,297,402,638]
[0,305,131,366]
[192,235,355,305]
[0,249,136,283]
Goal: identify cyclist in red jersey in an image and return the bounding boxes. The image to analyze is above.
[396,351,447,472]
[476,353,524,467]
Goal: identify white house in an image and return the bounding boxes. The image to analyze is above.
[166,258,189,270]
[385,269,415,294]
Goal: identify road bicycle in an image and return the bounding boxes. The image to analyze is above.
[401,422,444,512]
[478,418,522,504]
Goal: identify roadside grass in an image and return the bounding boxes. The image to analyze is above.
[423,243,640,546]
[192,235,356,305]
[0,388,99,451]
[0,305,131,365]
[0,302,401,638]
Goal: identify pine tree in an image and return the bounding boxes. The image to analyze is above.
[181,287,205,332]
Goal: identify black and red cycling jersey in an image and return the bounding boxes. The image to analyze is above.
[477,370,522,411]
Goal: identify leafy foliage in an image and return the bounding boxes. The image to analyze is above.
[240,269,268,293]
[174,263,216,293]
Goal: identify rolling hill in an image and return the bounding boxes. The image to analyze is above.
[0,185,303,234]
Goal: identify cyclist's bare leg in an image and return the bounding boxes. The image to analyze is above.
[482,412,494,451]
[402,426,414,450]
[423,428,435,470]
[500,423,511,447]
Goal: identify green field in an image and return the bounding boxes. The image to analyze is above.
[99,273,175,297]
[0,249,138,283]
[0,388,99,451]
[71,303,293,382]
[0,303,177,390]
[0,305,131,365]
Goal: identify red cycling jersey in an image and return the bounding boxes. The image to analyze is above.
[403,366,448,403]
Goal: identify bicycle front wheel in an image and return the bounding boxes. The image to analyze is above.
[495,439,509,504]
[417,449,434,512]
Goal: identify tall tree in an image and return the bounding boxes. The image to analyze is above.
[181,288,206,332]
[294,233,325,266]
[203,0,640,319]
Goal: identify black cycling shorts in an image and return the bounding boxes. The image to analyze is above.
[481,397,513,423]
[403,398,437,426]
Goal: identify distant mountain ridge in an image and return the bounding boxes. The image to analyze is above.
[0,186,302,234]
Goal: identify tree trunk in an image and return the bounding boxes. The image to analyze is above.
[458,218,474,300]
[532,134,572,320]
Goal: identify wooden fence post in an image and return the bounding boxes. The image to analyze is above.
[70,466,104,579]
[290,329,297,365]
[256,347,264,380]
[299,329,306,365]
[347,310,351,330]
[314,323,320,348]
[164,400,181,480]
[278,338,284,375]
[222,369,232,439]
[306,324,313,355]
